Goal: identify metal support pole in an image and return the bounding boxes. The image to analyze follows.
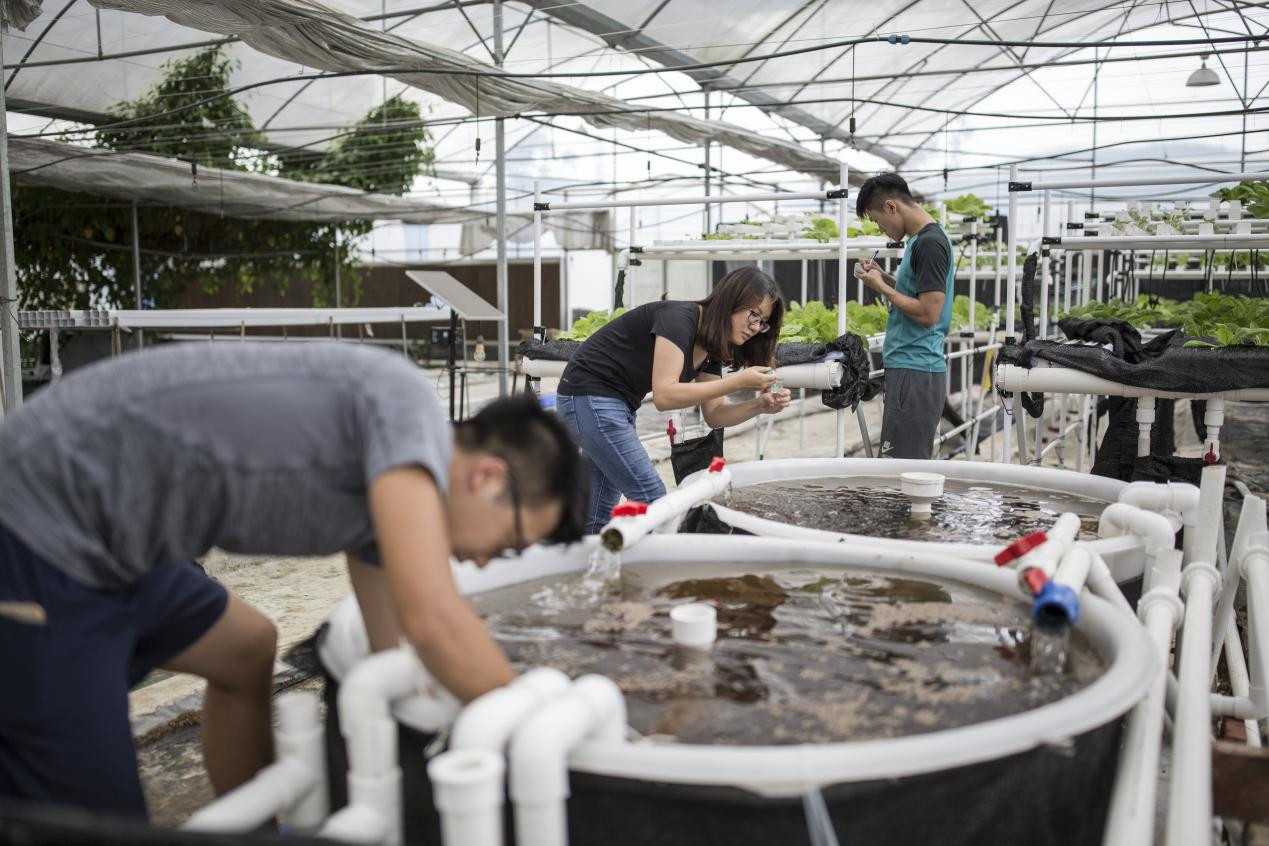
[836,162,849,457]
[969,220,978,331]
[800,258,807,450]
[131,201,143,349]
[333,228,342,338]
[1040,189,1051,338]
[447,310,458,421]
[494,0,508,396]
[560,249,569,331]
[532,180,542,332]
[703,92,711,235]
[0,17,23,414]
[1004,165,1019,462]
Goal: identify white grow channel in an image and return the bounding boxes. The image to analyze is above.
[313,534,1157,846]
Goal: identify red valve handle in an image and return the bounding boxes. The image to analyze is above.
[708,456,727,473]
[994,531,1048,567]
[611,501,649,518]
[1022,568,1050,595]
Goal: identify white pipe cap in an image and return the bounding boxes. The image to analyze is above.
[671,603,717,649]
[428,748,506,814]
[900,472,945,515]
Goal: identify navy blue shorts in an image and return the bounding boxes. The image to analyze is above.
[0,522,228,818]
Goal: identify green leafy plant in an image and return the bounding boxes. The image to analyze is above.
[950,295,996,331]
[801,217,840,243]
[943,193,992,219]
[557,308,627,340]
[779,300,840,343]
[1213,181,1269,219]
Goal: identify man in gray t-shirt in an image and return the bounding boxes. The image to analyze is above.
[0,342,585,818]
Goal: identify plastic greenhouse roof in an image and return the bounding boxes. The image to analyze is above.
[3,0,1267,206]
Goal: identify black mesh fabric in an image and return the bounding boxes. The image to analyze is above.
[998,329,1269,393]
[318,653,1124,846]
[677,503,753,535]
[669,430,725,485]
[1090,396,1179,482]
[818,334,883,411]
[517,338,582,361]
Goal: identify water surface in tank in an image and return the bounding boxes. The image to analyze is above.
[721,476,1105,543]
[471,561,1104,746]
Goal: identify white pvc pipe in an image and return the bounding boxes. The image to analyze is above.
[540,190,834,212]
[428,749,506,846]
[1103,553,1184,846]
[1135,395,1155,459]
[1099,503,1177,594]
[184,690,327,834]
[330,648,425,846]
[1202,398,1225,462]
[319,804,390,845]
[1165,560,1220,846]
[183,758,318,833]
[510,676,628,846]
[1025,171,1269,191]
[1117,482,1200,563]
[837,162,849,457]
[996,364,1269,402]
[276,691,328,831]
[599,466,732,551]
[450,667,572,752]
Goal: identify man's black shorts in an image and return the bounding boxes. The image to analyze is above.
[0,521,228,817]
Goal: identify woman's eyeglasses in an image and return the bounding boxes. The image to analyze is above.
[746,309,771,333]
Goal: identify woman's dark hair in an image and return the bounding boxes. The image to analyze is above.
[856,171,917,219]
[695,267,784,368]
[453,395,587,545]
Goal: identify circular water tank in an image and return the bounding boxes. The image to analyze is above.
[318,535,1155,846]
[680,458,1144,586]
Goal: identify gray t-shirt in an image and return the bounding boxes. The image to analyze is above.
[0,342,450,590]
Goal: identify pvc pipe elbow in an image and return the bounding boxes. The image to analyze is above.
[509,675,627,805]
[318,804,390,844]
[1098,503,1176,556]
[337,648,418,735]
[450,667,571,751]
[1033,581,1080,630]
[183,758,317,832]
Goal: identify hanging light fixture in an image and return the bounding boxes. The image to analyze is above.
[1186,54,1221,87]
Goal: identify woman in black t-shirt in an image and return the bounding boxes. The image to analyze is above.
[556,267,790,533]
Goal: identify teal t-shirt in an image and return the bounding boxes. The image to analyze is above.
[882,222,954,372]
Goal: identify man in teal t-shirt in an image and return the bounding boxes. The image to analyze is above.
[853,172,954,459]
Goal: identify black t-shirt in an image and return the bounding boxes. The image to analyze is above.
[557,300,722,409]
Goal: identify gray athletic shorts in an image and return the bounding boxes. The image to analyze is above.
[879,368,946,460]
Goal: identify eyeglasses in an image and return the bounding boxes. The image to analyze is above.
[746,308,771,333]
[499,458,528,558]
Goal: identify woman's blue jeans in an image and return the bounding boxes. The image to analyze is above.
[556,394,666,534]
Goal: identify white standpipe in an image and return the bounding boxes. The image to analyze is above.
[1135,395,1155,458]
[670,602,717,648]
[899,472,944,519]
[428,749,506,846]
[1104,549,1184,846]
[322,647,433,845]
[600,464,732,551]
[509,675,627,846]
[184,690,326,833]
[1165,464,1226,846]
[1202,397,1225,463]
